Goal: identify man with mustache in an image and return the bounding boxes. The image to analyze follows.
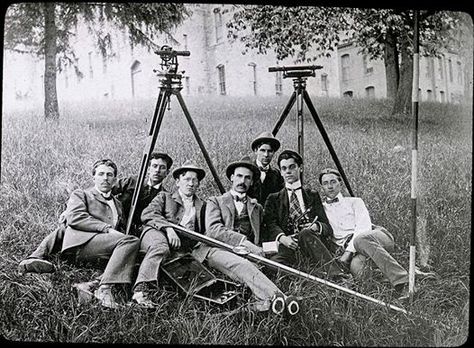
[193,156,292,313]
[131,160,207,308]
[263,150,348,282]
[247,131,284,205]
[60,159,140,308]
[18,152,173,274]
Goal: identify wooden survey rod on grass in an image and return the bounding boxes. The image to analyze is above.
[166,222,408,314]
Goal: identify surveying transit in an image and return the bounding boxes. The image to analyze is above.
[268,64,354,196]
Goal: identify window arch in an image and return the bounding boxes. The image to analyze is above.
[365,86,375,98]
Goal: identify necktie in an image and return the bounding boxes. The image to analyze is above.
[102,194,113,201]
[258,166,269,173]
[233,195,248,204]
[289,189,303,223]
[326,197,339,204]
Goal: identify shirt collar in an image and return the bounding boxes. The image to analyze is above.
[256,159,270,170]
[230,189,246,199]
[325,192,344,204]
[147,179,162,190]
[95,186,112,199]
[285,180,302,191]
[178,189,194,203]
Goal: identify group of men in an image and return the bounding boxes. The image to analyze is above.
[18,131,416,312]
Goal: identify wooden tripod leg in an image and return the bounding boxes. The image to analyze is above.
[272,91,297,137]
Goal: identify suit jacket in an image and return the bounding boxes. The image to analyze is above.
[247,160,284,206]
[112,175,166,228]
[141,190,206,250]
[262,187,333,243]
[193,191,262,262]
[61,187,125,252]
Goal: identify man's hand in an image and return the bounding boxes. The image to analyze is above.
[241,240,265,256]
[165,227,181,249]
[339,250,354,265]
[279,235,298,251]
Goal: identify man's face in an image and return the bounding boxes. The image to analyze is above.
[230,167,253,193]
[176,171,200,197]
[93,164,116,193]
[320,173,342,199]
[148,158,169,186]
[255,143,275,167]
[279,158,301,185]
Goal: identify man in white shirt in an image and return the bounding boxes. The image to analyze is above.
[318,168,410,300]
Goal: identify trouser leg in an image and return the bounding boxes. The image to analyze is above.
[353,227,408,287]
[133,228,170,291]
[206,247,281,301]
[76,231,140,285]
[28,225,65,260]
[298,228,345,277]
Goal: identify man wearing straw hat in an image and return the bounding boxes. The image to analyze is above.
[132,160,207,308]
[193,156,294,314]
[247,131,285,205]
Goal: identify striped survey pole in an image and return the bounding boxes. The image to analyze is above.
[409,9,420,302]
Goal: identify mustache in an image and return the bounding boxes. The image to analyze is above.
[237,183,247,189]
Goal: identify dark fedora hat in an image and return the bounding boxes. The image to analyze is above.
[172,160,206,181]
[318,168,342,184]
[225,155,260,180]
[277,149,303,167]
[251,131,281,152]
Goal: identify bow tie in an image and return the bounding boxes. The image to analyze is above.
[102,194,113,201]
[287,187,302,192]
[233,195,248,203]
[326,197,339,204]
[258,166,269,173]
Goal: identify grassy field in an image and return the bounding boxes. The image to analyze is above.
[0,95,471,345]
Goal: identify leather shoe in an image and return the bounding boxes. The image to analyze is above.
[94,285,119,309]
[18,258,54,274]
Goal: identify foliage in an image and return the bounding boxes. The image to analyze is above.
[0,96,471,345]
[226,5,460,62]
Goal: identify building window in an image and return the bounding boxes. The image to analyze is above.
[183,34,188,51]
[321,73,328,91]
[425,58,431,78]
[217,64,226,95]
[439,90,445,103]
[275,71,283,95]
[88,51,93,79]
[343,90,353,98]
[214,8,223,43]
[448,59,453,82]
[363,55,373,74]
[427,89,433,101]
[438,57,444,80]
[248,62,257,96]
[365,86,375,98]
[341,54,350,81]
[457,61,462,84]
[130,60,142,98]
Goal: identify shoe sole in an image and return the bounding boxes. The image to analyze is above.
[18,259,54,274]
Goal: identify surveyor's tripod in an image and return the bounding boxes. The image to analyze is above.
[125,46,225,235]
[269,65,354,196]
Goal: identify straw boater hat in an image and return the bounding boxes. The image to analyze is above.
[172,160,206,181]
[251,131,281,152]
[225,155,261,180]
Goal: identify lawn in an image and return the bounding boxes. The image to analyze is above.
[0,95,471,345]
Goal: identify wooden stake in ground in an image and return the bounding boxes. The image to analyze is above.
[409,9,420,302]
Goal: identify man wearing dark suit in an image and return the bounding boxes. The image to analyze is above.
[247,131,284,205]
[60,159,140,308]
[18,152,173,274]
[263,150,346,281]
[133,161,206,307]
[193,156,290,313]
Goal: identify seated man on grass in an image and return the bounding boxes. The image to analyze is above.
[18,152,173,274]
[317,168,435,300]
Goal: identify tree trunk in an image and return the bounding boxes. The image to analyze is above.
[391,43,413,116]
[384,29,399,100]
[44,3,59,120]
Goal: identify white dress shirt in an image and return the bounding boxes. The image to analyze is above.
[322,192,372,253]
[178,189,196,227]
[285,180,306,212]
[230,189,247,215]
[146,179,162,190]
[95,187,118,227]
[256,159,269,182]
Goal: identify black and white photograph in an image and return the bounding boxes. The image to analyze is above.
[1,2,471,345]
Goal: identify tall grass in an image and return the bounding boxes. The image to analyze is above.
[1,95,471,345]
